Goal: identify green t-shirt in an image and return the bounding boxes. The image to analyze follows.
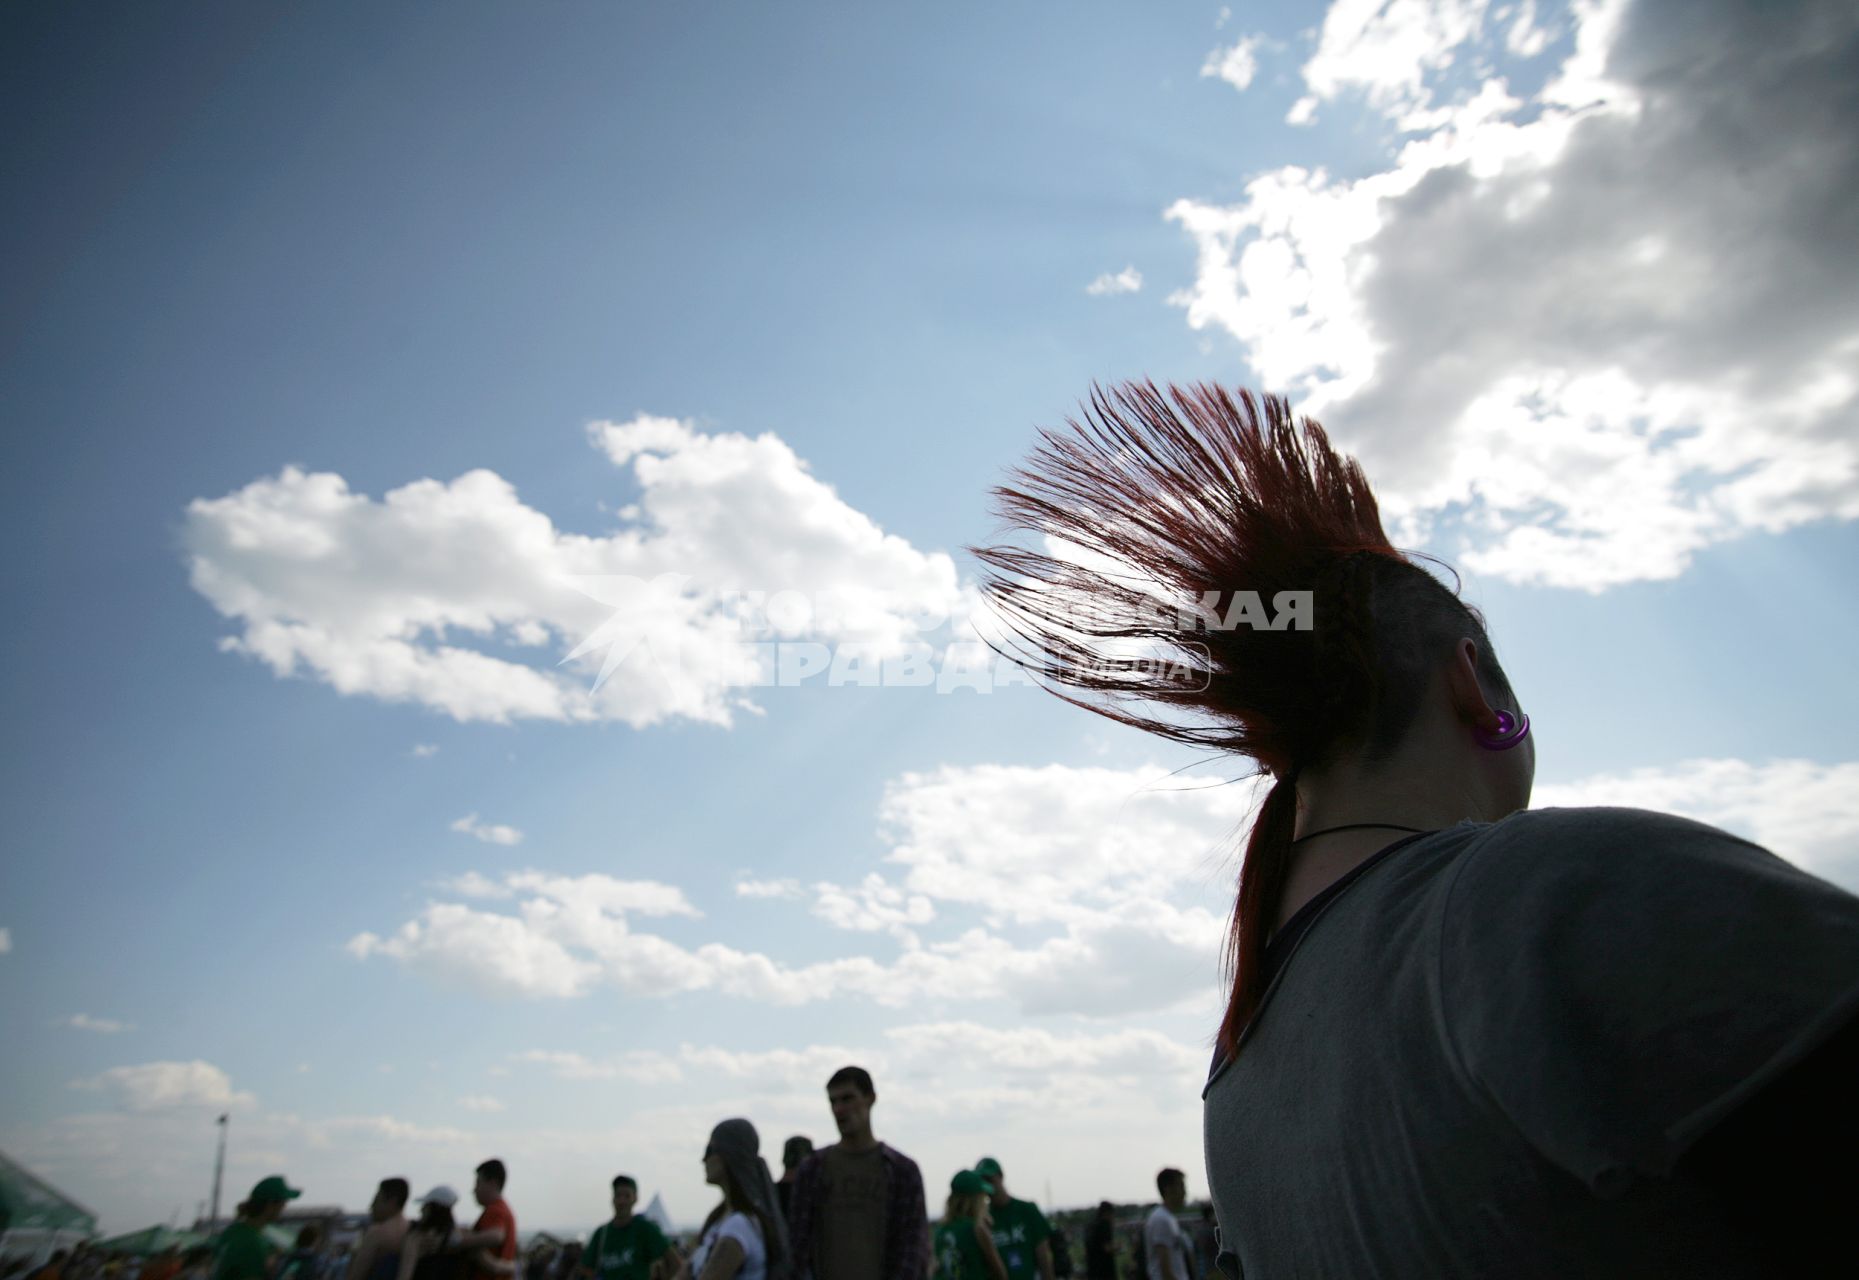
[988,1200,1051,1280]
[585,1217,669,1280]
[933,1216,988,1280]
[212,1222,275,1280]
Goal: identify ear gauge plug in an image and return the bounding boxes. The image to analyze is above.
[1474,709,1531,751]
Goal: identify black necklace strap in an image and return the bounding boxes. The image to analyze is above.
[1292,821,1426,844]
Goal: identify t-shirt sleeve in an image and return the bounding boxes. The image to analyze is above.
[716,1214,763,1264]
[1028,1204,1052,1246]
[641,1221,668,1260]
[1440,806,1859,1195]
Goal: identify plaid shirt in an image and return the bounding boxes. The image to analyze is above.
[785,1140,928,1280]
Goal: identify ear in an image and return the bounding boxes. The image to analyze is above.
[1445,637,1502,731]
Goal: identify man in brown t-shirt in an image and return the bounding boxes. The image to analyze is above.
[785,1065,928,1280]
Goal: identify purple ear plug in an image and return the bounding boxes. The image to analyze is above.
[1475,709,1531,751]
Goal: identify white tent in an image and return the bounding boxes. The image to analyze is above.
[641,1193,675,1237]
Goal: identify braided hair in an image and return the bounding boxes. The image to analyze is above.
[973,380,1515,1056]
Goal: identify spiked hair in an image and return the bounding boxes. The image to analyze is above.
[973,381,1512,1054]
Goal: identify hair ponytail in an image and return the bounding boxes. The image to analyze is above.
[975,381,1510,1061]
[1225,769,1301,1051]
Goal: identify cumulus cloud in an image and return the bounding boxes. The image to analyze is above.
[9,1102,476,1231]
[184,415,966,727]
[875,763,1254,926]
[496,1021,1213,1211]
[64,1014,132,1034]
[1201,35,1264,91]
[734,877,803,900]
[352,764,1248,1017]
[457,1095,506,1113]
[450,813,524,846]
[438,870,514,899]
[411,743,440,758]
[1085,266,1144,296]
[515,1049,688,1085]
[809,873,936,944]
[20,1027,1212,1231]
[1534,758,1859,889]
[1169,0,1859,589]
[72,1061,256,1112]
[1291,0,1494,126]
[0,927,10,954]
[518,1023,1204,1098]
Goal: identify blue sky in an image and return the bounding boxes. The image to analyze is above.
[4,0,1856,1236]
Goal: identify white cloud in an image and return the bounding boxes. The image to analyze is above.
[734,877,803,899]
[411,743,440,758]
[515,1049,687,1085]
[491,1021,1215,1217]
[7,1102,477,1233]
[517,1025,1206,1099]
[1505,0,1553,56]
[1085,266,1143,297]
[64,1014,132,1035]
[353,764,1247,1017]
[18,1024,1216,1233]
[457,1095,506,1114]
[1534,758,1859,890]
[0,927,10,954]
[1169,0,1859,589]
[183,415,966,728]
[1295,0,1493,125]
[438,870,514,899]
[72,1061,256,1112]
[1201,36,1263,91]
[348,903,601,999]
[809,873,936,944]
[876,763,1254,926]
[883,1020,1203,1083]
[450,813,524,846]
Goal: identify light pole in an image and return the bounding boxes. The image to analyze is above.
[209,1114,228,1229]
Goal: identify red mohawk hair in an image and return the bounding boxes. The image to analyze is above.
[974,380,1487,1055]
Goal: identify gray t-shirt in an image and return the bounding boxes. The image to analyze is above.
[1203,807,1859,1279]
[815,1142,887,1280]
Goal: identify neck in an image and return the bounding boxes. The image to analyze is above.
[1271,769,1456,933]
[838,1129,878,1153]
[612,1212,632,1227]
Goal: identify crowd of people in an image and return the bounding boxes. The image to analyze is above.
[11,1066,1212,1280]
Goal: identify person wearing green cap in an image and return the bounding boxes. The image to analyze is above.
[931,1172,1005,1280]
[972,1162,1051,1280]
[213,1176,302,1280]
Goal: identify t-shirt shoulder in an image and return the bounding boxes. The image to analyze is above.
[716,1212,764,1255]
[1143,1207,1181,1244]
[1012,1199,1052,1243]
[1439,804,1859,1193]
